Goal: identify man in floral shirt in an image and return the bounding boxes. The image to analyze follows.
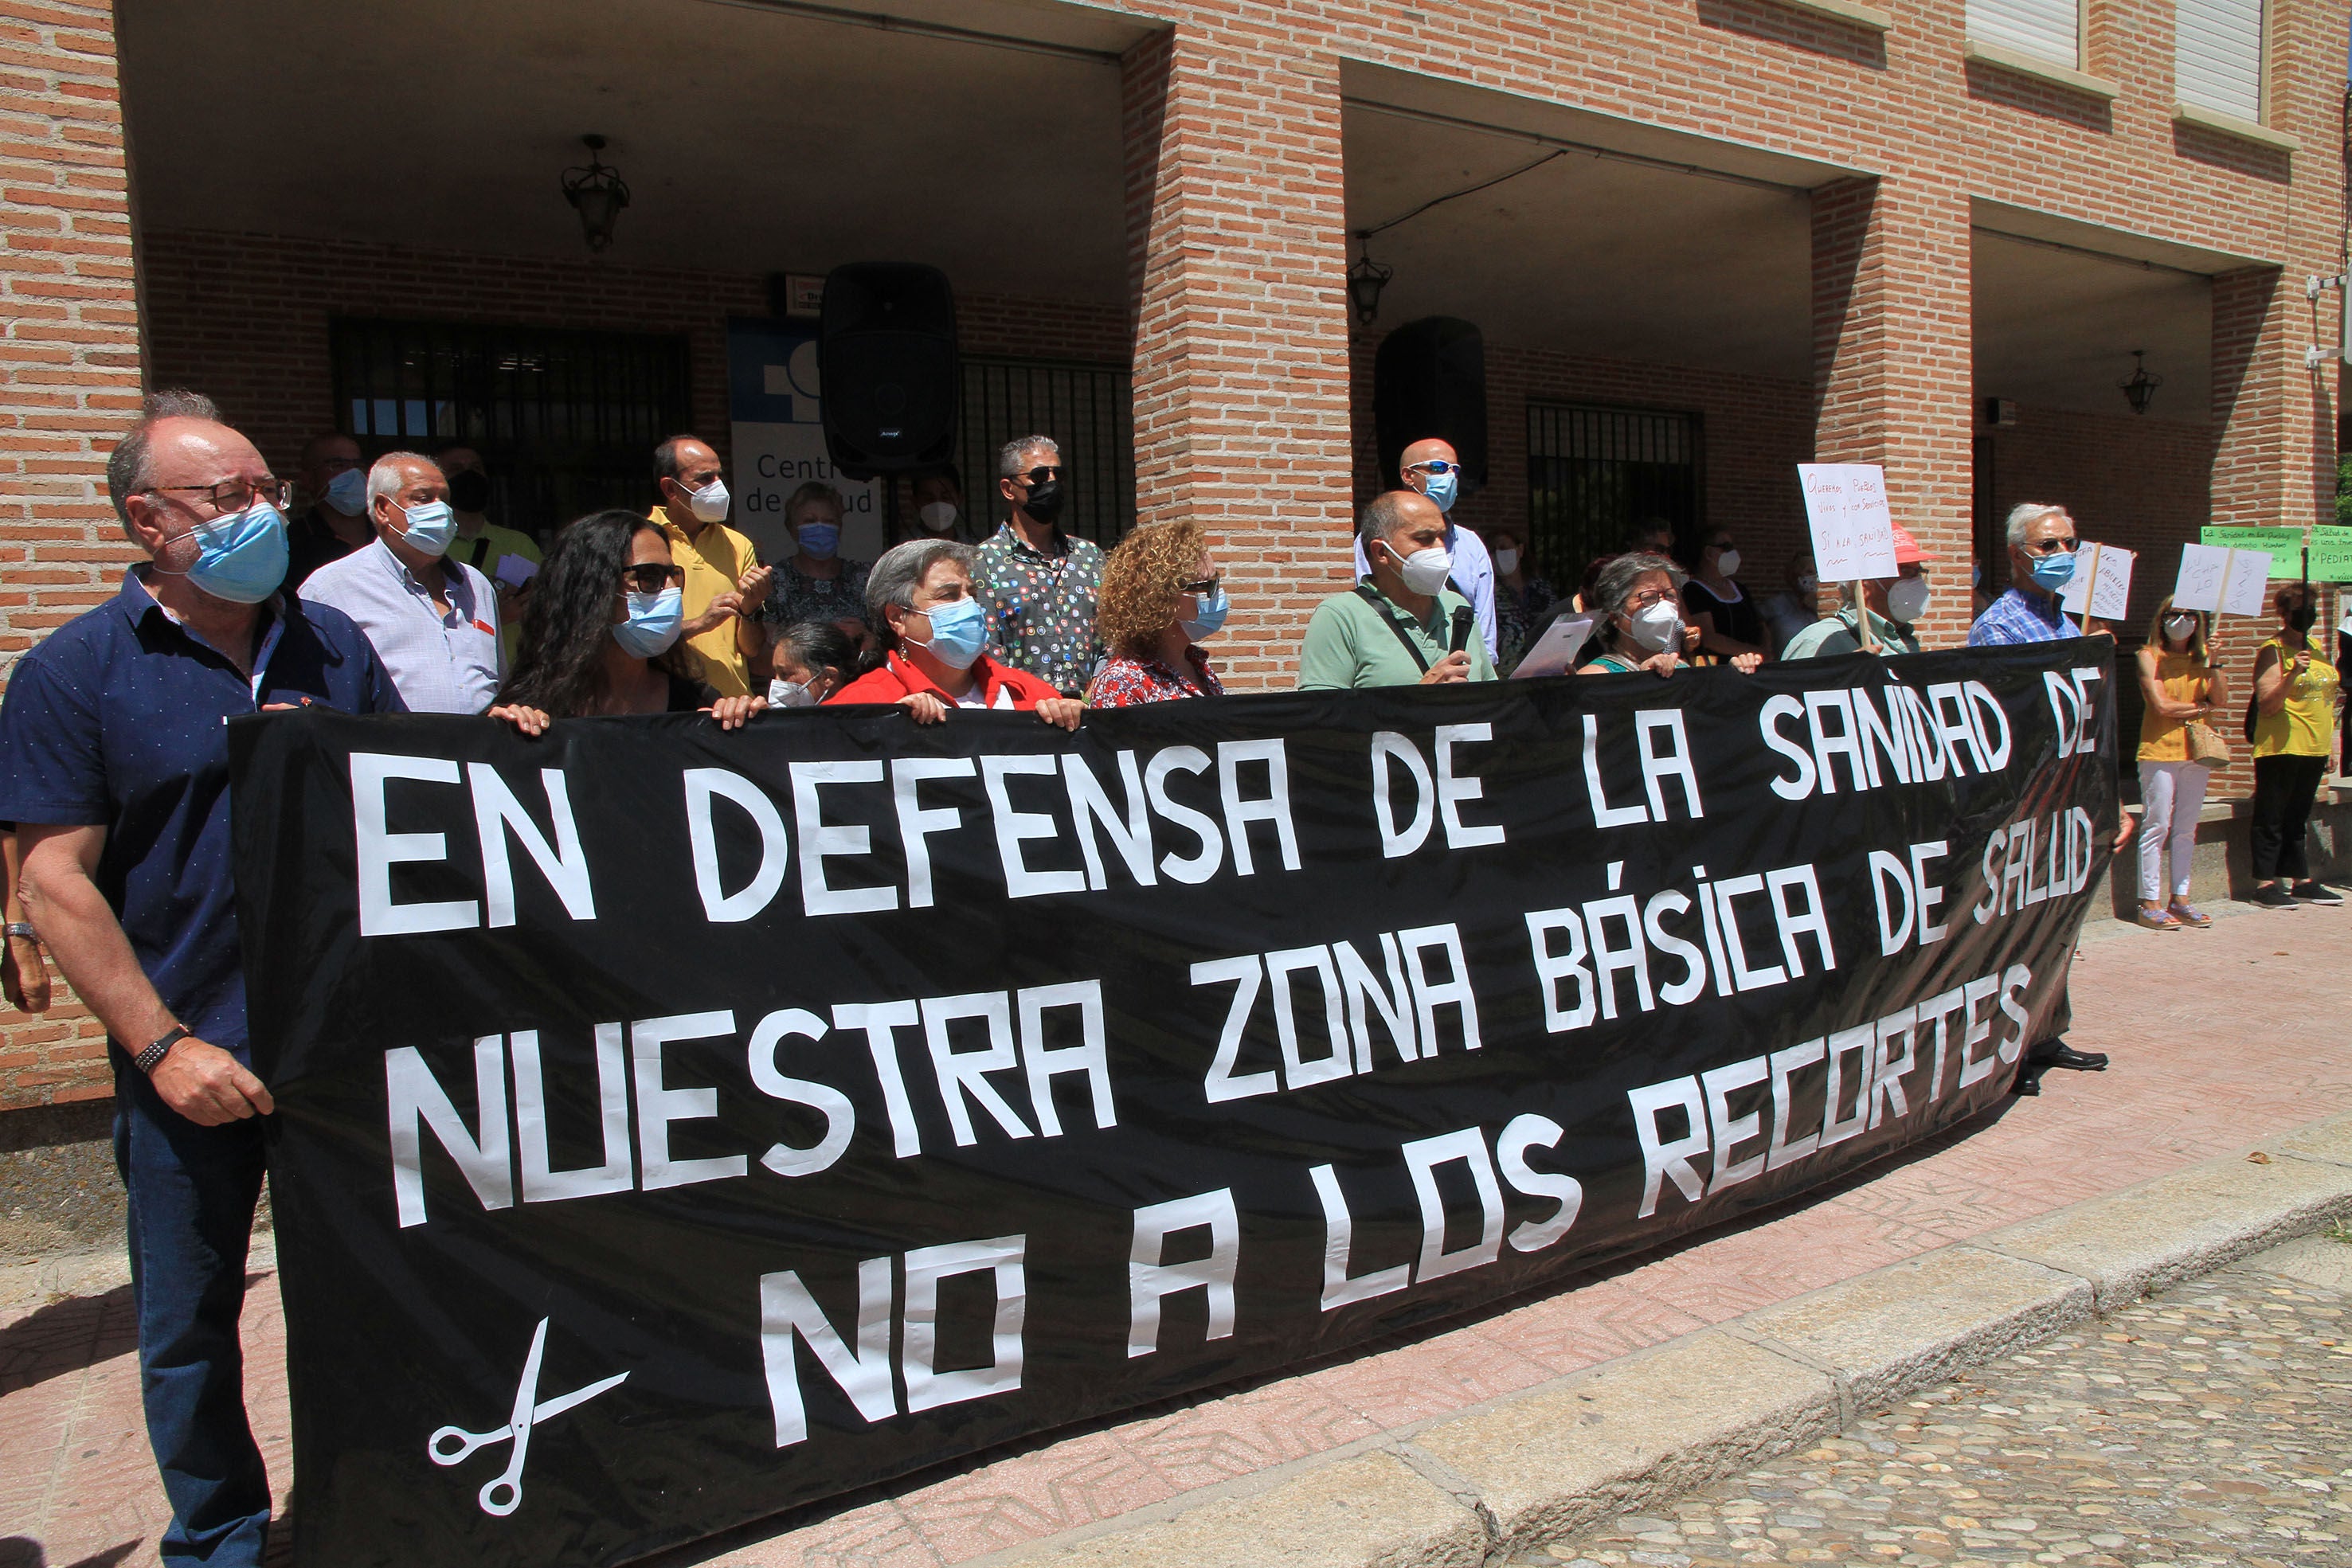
[972,434,1106,697]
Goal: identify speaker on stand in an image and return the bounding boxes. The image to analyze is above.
[818,263,960,481]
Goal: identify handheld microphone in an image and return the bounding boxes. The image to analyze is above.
[1449,606,1474,655]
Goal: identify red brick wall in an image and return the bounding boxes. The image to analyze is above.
[0,0,143,1111]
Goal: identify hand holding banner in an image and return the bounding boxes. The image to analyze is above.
[1797,463,1899,582]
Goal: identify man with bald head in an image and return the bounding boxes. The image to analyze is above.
[302,451,503,713]
[286,429,369,586]
[652,432,770,698]
[1350,437,1497,660]
[1302,489,1497,689]
[0,391,401,1566]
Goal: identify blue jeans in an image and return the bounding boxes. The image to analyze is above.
[113,1056,272,1566]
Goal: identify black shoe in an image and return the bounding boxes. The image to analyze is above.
[2291,881,2343,905]
[2013,1068,2044,1097]
[2027,1039,2109,1071]
[2253,883,2298,909]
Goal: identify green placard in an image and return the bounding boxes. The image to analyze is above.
[2309,524,2352,583]
[2198,526,2305,577]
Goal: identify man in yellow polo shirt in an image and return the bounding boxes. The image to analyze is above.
[651,434,771,698]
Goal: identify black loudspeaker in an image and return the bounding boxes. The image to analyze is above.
[819,263,959,478]
[1373,316,1488,492]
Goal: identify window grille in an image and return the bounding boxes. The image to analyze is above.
[1525,401,1704,585]
[956,356,1135,546]
[330,318,691,541]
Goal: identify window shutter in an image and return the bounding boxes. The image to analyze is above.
[2176,0,2264,123]
[1966,0,2081,68]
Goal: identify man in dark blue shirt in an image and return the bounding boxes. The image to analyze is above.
[0,392,401,1567]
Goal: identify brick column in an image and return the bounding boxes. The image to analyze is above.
[1810,176,1974,647]
[0,0,141,1111]
[1122,24,1355,690]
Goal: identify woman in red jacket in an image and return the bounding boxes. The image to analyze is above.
[828,538,1083,730]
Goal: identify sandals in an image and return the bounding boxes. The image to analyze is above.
[2166,900,2213,928]
[2133,903,2179,930]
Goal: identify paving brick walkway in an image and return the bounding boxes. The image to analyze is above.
[1516,1236,2352,1566]
[2,901,2348,1567]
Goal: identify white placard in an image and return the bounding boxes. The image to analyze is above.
[1796,463,1899,582]
[2058,542,2134,622]
[2172,544,2272,616]
[1509,613,1596,679]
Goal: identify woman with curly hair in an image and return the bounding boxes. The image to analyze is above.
[489,509,765,735]
[1087,519,1227,706]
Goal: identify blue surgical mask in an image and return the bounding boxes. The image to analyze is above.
[392,498,456,557]
[1420,468,1458,514]
[2027,550,2076,592]
[323,467,366,516]
[797,521,840,560]
[611,585,684,658]
[1182,583,1230,642]
[909,594,986,670]
[158,499,289,605]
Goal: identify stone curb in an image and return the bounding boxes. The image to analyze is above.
[985,1109,2352,1568]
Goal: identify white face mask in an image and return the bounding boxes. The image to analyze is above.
[768,677,821,707]
[1493,547,1520,577]
[1385,541,1454,596]
[918,501,960,534]
[1713,548,1742,577]
[682,478,730,524]
[1626,600,1682,652]
[1885,574,1931,625]
[2162,613,2198,645]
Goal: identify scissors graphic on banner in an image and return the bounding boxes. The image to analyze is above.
[428,1318,628,1516]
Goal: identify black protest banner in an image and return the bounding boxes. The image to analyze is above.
[231,639,2118,1567]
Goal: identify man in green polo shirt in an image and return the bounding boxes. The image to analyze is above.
[1298,491,1497,690]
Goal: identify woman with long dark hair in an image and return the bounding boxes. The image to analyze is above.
[490,509,765,734]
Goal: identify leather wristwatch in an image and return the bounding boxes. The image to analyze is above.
[135,1026,192,1075]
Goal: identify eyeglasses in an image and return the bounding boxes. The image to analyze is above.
[142,477,289,514]
[1181,576,1221,595]
[1016,466,1063,486]
[1626,588,1677,611]
[2022,536,2080,556]
[1404,459,1462,475]
[618,564,687,594]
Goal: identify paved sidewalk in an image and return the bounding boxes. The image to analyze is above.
[1516,1233,2352,1566]
[2,904,2349,1567]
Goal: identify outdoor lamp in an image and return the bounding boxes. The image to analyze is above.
[1346,232,1393,327]
[2119,350,2162,416]
[562,135,632,252]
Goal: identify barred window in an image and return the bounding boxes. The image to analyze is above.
[331,318,691,541]
[1525,402,1704,585]
[956,356,1134,546]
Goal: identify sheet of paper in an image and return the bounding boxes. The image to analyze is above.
[2221,550,2273,616]
[494,554,540,589]
[1510,613,1596,679]
[2058,542,2134,622]
[2199,525,2304,578]
[2307,524,2352,584]
[2175,544,2272,616]
[1797,463,1899,582]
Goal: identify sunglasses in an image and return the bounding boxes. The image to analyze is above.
[2022,537,2080,555]
[1404,459,1462,475]
[1182,575,1221,595]
[1017,466,1063,486]
[619,564,687,594]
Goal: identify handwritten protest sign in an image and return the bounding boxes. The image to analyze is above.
[1797,463,1898,581]
[2198,526,2304,578]
[2307,525,2352,584]
[2059,542,2134,622]
[2173,543,2272,616]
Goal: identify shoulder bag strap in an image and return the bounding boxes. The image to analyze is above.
[1354,585,1430,673]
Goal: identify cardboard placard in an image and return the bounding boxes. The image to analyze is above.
[2058,542,2134,623]
[1797,464,1899,582]
[2198,526,2304,578]
[2307,524,2352,584]
[2173,543,2272,616]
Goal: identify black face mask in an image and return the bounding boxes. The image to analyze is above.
[447,470,491,513]
[2287,604,2318,633]
[1020,478,1066,525]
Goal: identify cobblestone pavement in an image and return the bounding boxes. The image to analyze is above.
[1521,1238,2352,1568]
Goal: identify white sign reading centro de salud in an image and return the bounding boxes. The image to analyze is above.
[724,319,885,566]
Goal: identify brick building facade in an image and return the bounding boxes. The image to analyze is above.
[0,0,2343,1107]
